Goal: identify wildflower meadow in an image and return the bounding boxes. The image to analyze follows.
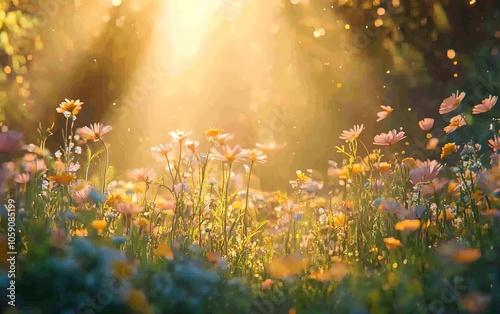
[1,92,500,313]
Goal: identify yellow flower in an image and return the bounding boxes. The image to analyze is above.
[441,142,458,159]
[126,289,153,314]
[266,255,310,279]
[74,228,88,237]
[231,201,244,210]
[113,261,133,279]
[333,213,346,227]
[296,171,308,181]
[401,157,416,169]
[349,163,365,176]
[91,219,107,230]
[438,208,456,221]
[56,99,83,116]
[339,167,349,180]
[154,244,174,260]
[395,219,421,231]
[106,193,125,208]
[134,217,150,229]
[384,237,401,249]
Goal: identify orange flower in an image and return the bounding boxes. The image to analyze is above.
[261,279,274,291]
[205,127,223,140]
[454,248,481,263]
[373,162,391,171]
[47,173,75,185]
[383,237,401,249]
[91,219,107,230]
[349,163,365,176]
[440,143,458,159]
[56,99,83,116]
[395,219,421,231]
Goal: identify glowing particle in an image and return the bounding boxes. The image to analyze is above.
[426,133,432,139]
[112,0,121,6]
[392,263,398,268]
[336,83,342,88]
[386,70,391,74]
[4,66,11,74]
[377,8,386,15]
[290,0,300,4]
[403,259,407,264]
[405,142,409,146]
[401,150,406,154]
[447,49,456,59]
[392,0,400,7]
[16,75,23,83]
[27,55,33,61]
[453,61,458,65]
[407,108,411,111]
[344,24,350,30]
[374,18,383,27]
[454,73,458,78]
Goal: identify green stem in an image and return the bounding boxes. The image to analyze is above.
[223,162,233,255]
[243,161,254,238]
[99,138,109,194]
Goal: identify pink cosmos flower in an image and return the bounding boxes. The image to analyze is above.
[70,179,92,203]
[418,118,434,131]
[116,202,144,215]
[443,115,466,134]
[23,158,47,173]
[376,105,393,122]
[0,130,24,154]
[130,167,157,182]
[76,123,112,142]
[169,130,193,142]
[409,160,443,184]
[185,140,200,153]
[14,173,30,184]
[151,143,175,160]
[209,145,246,163]
[373,129,406,146]
[339,124,365,142]
[472,95,498,114]
[243,149,268,164]
[439,90,466,114]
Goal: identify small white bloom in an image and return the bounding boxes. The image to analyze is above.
[318,208,325,215]
[55,150,62,158]
[27,144,35,152]
[319,214,327,224]
[74,146,82,154]
[63,111,71,118]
